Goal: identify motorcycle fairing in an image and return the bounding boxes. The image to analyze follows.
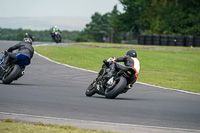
[0,55,6,80]
[0,54,5,65]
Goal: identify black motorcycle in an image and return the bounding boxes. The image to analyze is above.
[51,32,61,43]
[0,51,30,84]
[85,60,135,99]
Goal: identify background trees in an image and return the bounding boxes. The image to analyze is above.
[78,0,200,43]
[0,28,79,42]
[116,0,200,35]
[77,5,123,43]
[1,0,200,43]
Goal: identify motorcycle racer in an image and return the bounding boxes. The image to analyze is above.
[1,33,34,70]
[50,26,62,43]
[105,50,140,92]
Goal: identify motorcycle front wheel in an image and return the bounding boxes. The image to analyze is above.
[54,36,59,43]
[85,81,96,97]
[105,76,127,99]
[2,65,21,84]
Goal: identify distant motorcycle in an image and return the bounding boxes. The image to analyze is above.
[85,60,135,99]
[51,32,61,43]
[0,50,30,84]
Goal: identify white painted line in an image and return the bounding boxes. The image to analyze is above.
[35,51,97,74]
[1,111,200,133]
[137,81,200,96]
[34,45,200,96]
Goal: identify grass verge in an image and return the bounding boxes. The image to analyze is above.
[34,44,200,93]
[71,42,200,51]
[0,119,117,133]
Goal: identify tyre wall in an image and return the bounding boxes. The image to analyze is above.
[145,35,153,45]
[138,35,200,47]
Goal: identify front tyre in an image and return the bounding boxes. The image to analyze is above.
[55,36,59,43]
[58,35,62,43]
[105,76,127,99]
[85,81,96,97]
[2,65,21,84]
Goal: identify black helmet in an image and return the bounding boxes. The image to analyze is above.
[23,37,33,44]
[126,50,137,58]
[24,33,35,42]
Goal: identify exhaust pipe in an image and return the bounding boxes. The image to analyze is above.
[21,71,25,75]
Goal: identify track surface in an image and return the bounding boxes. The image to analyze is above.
[0,41,200,132]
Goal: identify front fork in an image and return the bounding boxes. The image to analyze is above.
[94,78,106,95]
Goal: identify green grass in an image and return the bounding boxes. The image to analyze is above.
[71,42,200,51]
[34,45,200,93]
[0,119,117,133]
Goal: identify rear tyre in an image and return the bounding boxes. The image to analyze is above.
[85,81,96,97]
[105,76,127,99]
[2,65,21,84]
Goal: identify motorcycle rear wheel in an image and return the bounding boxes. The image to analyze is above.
[105,76,127,99]
[2,65,21,84]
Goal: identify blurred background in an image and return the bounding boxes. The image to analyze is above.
[0,0,200,46]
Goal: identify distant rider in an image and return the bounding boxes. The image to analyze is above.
[105,50,140,92]
[50,26,61,38]
[2,33,34,70]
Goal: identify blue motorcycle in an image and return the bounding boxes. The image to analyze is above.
[0,51,30,84]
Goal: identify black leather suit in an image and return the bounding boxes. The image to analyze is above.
[4,41,34,66]
[109,55,139,84]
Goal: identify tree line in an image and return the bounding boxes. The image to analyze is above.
[0,28,80,43]
[77,0,200,43]
[1,0,200,43]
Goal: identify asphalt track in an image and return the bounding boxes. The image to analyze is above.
[0,41,200,133]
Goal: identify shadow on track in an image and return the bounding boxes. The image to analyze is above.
[0,82,35,86]
[85,95,150,101]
